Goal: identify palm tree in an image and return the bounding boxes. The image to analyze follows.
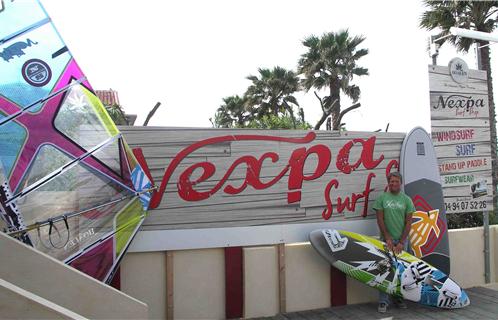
[244,66,300,129]
[298,29,368,130]
[420,1,498,201]
[213,95,249,128]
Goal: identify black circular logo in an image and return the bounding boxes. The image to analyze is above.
[21,59,52,87]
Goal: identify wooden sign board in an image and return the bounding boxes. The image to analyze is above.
[429,64,494,213]
[120,128,405,250]
[430,93,489,119]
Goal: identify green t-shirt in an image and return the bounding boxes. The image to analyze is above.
[372,191,415,240]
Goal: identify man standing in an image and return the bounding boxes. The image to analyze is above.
[373,172,415,313]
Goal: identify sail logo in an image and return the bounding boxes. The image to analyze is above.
[323,229,348,252]
[410,209,440,257]
[409,195,446,258]
[65,228,95,250]
[21,59,52,87]
[0,38,38,62]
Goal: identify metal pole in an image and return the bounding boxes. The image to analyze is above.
[476,43,491,284]
[484,210,491,283]
[430,35,439,66]
[476,43,483,70]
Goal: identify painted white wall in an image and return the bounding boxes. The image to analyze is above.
[173,248,225,319]
[490,226,498,283]
[121,252,167,320]
[243,246,279,318]
[448,227,486,288]
[119,226,498,319]
[285,243,331,313]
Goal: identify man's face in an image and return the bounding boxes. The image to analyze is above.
[388,176,401,193]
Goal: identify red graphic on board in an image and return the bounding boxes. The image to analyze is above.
[410,195,446,256]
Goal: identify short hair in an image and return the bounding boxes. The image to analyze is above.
[387,172,403,183]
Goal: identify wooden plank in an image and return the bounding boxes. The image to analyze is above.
[429,66,487,94]
[443,197,493,213]
[432,128,491,146]
[434,141,491,158]
[442,172,492,188]
[166,251,174,320]
[432,119,490,128]
[441,182,492,196]
[437,156,491,175]
[429,65,487,81]
[278,243,286,314]
[430,93,489,119]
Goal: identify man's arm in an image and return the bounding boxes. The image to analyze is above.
[395,212,413,254]
[376,210,394,251]
[400,212,413,245]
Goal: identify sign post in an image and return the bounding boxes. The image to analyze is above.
[429,58,493,282]
[476,45,492,285]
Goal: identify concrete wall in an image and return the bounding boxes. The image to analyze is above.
[448,227,486,288]
[490,225,498,283]
[0,232,148,319]
[447,226,498,287]
[285,243,331,313]
[243,246,279,318]
[120,226,498,319]
[121,252,167,320]
[0,278,85,320]
[173,248,225,319]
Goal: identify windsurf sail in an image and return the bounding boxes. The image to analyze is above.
[0,0,153,284]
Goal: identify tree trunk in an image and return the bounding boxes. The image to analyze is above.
[331,103,341,130]
[314,113,328,130]
[289,109,297,129]
[314,86,340,130]
[480,44,497,204]
[331,93,341,130]
[143,102,161,126]
[284,102,297,129]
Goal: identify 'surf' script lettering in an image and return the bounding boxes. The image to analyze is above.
[148,133,389,221]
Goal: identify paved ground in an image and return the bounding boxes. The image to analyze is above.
[253,286,498,320]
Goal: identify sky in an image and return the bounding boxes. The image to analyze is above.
[41,0,498,133]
